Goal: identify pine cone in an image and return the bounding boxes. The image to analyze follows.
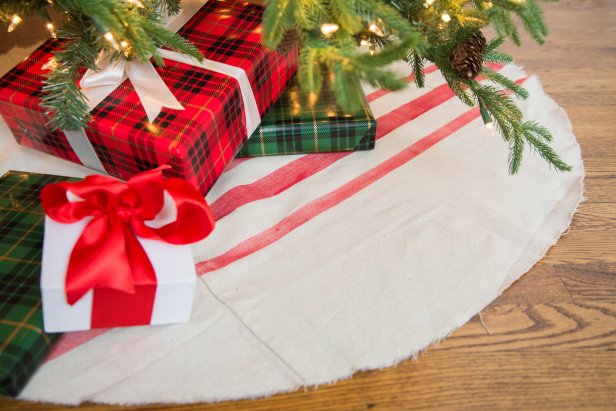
[451,31,487,80]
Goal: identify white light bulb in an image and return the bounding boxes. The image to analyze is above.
[368,23,384,36]
[320,23,339,36]
[104,32,121,50]
[46,22,56,38]
[441,12,451,23]
[125,0,145,7]
[7,15,22,32]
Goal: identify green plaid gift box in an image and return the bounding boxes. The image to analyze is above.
[236,70,376,157]
[0,171,68,397]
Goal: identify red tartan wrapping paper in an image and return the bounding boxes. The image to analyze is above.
[0,0,297,195]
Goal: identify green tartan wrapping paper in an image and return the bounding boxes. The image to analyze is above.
[0,171,68,397]
[236,71,376,157]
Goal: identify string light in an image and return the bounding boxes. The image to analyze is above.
[360,39,370,46]
[7,14,22,32]
[104,32,121,50]
[441,12,451,23]
[320,23,339,36]
[424,0,435,6]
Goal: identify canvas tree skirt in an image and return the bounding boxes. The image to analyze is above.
[0,64,583,405]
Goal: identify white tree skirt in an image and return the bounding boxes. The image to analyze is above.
[1,64,583,405]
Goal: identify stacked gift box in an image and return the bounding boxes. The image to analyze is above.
[0,0,377,397]
[238,67,376,157]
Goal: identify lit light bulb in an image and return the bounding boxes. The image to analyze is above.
[308,92,318,106]
[483,1,493,8]
[360,39,370,46]
[320,23,339,36]
[425,0,435,5]
[368,23,384,36]
[42,57,59,71]
[441,12,451,23]
[46,22,56,38]
[125,0,145,7]
[104,32,121,50]
[120,40,131,56]
[7,14,22,32]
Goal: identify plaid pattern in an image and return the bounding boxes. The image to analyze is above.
[0,0,297,195]
[0,171,69,397]
[236,69,375,157]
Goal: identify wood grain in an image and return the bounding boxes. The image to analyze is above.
[2,0,615,409]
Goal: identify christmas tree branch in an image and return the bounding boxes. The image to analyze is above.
[1,0,569,173]
[3,0,203,131]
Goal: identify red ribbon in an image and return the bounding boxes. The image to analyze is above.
[41,166,215,308]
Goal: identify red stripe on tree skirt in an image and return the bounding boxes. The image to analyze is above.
[365,62,502,103]
[197,109,481,275]
[374,82,455,140]
[211,153,348,219]
[199,75,526,274]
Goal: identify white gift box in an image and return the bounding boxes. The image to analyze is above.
[41,192,198,333]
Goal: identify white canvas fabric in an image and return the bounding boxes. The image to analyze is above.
[0,64,583,405]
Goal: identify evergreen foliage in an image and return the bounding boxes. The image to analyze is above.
[262,0,569,173]
[0,0,569,173]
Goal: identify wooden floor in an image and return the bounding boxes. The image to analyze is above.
[2,0,615,409]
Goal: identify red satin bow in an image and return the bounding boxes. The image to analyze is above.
[41,166,215,305]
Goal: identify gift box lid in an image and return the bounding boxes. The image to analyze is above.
[236,68,376,157]
[0,0,297,195]
[0,171,69,397]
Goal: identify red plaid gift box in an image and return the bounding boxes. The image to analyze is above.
[0,0,297,195]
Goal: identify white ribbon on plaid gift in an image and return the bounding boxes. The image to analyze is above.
[64,0,261,173]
